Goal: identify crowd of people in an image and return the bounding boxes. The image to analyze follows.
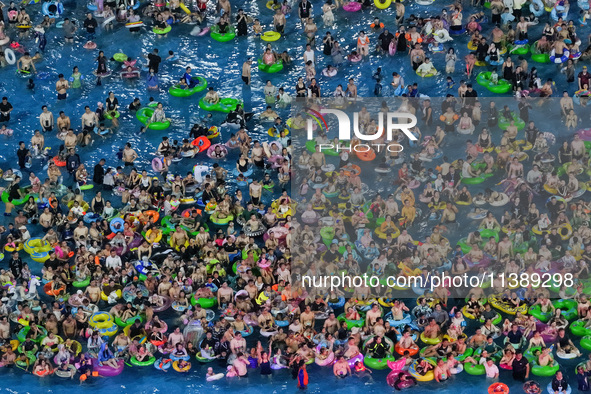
[0,0,591,392]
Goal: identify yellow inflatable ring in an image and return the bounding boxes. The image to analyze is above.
[144,229,163,244]
[89,312,114,329]
[172,360,191,372]
[374,0,391,8]
[4,243,23,253]
[100,289,122,302]
[266,0,280,9]
[261,31,281,42]
[558,222,573,241]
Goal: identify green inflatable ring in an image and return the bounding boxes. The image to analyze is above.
[1,190,33,205]
[257,58,284,73]
[531,360,560,377]
[168,77,208,97]
[530,41,550,63]
[498,112,525,130]
[135,107,171,130]
[72,276,91,288]
[509,43,530,55]
[553,299,578,320]
[210,213,234,225]
[336,312,365,328]
[581,336,591,351]
[130,355,156,366]
[104,110,120,120]
[210,25,236,42]
[304,140,340,156]
[479,313,502,325]
[160,216,176,235]
[461,176,486,185]
[570,320,591,336]
[457,238,472,254]
[364,355,396,369]
[153,25,171,35]
[475,72,513,94]
[198,97,241,113]
[17,326,47,343]
[479,229,499,242]
[16,352,36,367]
[455,347,474,362]
[114,314,143,328]
[190,295,217,308]
[241,249,259,262]
[528,304,552,322]
[464,361,486,375]
[112,53,128,62]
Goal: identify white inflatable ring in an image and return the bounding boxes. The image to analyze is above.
[4,48,15,65]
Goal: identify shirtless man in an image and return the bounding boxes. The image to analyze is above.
[395,0,405,24]
[122,143,138,165]
[345,78,357,99]
[434,358,450,382]
[552,39,567,60]
[344,337,360,359]
[323,312,339,334]
[423,318,441,339]
[241,58,252,85]
[441,202,458,223]
[230,332,246,354]
[112,332,132,355]
[217,282,233,305]
[572,133,585,160]
[397,330,419,351]
[218,0,231,16]
[249,180,262,206]
[560,91,574,117]
[81,106,98,131]
[204,87,220,104]
[0,316,10,341]
[497,235,514,259]
[490,24,504,45]
[31,130,45,153]
[16,52,36,73]
[85,280,101,303]
[57,111,71,130]
[251,141,265,167]
[409,43,425,70]
[39,106,54,133]
[64,129,77,150]
[507,157,524,178]
[333,356,351,377]
[468,328,487,348]
[300,305,316,328]
[273,9,286,33]
[55,74,69,100]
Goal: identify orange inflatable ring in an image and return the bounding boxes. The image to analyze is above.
[44,281,66,296]
[341,164,361,176]
[141,210,160,224]
[488,382,509,394]
[356,149,377,161]
[53,156,66,167]
[395,343,419,356]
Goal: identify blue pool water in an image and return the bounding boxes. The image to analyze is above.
[0,0,589,392]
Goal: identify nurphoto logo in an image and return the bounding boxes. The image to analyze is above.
[306,108,418,153]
